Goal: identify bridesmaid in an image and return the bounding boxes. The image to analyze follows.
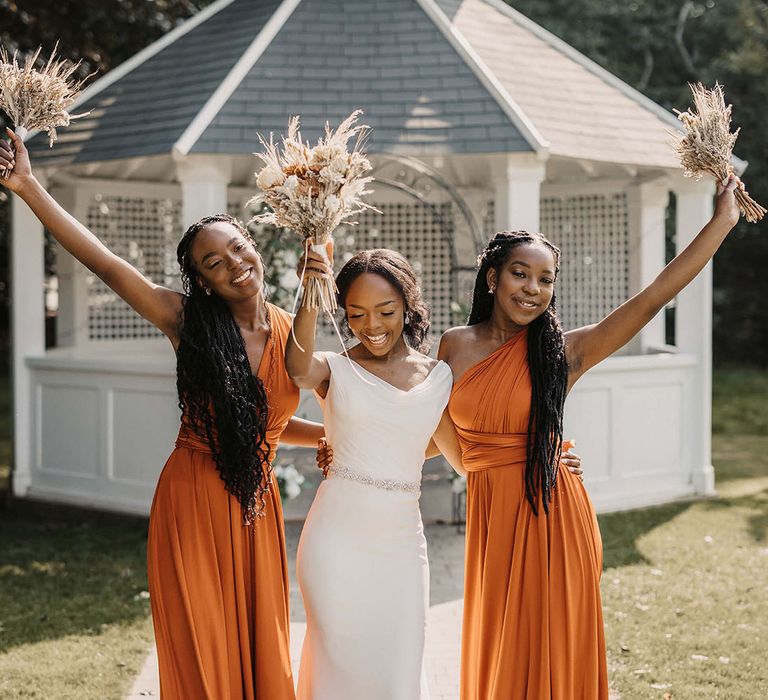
[439,174,742,699]
[1,130,327,699]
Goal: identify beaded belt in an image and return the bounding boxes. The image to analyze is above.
[326,465,421,495]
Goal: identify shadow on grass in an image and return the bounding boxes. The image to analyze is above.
[0,499,150,652]
[598,500,692,570]
[699,486,768,544]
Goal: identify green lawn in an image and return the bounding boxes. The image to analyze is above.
[601,369,768,699]
[0,370,766,698]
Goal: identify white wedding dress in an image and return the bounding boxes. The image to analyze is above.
[296,352,453,700]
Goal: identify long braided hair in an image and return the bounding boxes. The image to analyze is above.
[175,214,272,524]
[468,231,568,515]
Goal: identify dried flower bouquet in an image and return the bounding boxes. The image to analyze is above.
[0,44,90,179]
[672,83,765,223]
[250,110,379,312]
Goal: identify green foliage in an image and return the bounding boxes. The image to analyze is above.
[507,0,768,366]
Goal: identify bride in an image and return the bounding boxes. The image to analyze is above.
[286,247,462,700]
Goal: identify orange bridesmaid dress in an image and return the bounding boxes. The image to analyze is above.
[449,330,608,700]
[146,304,299,700]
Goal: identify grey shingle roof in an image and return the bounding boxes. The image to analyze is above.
[27,0,282,164]
[190,0,530,156]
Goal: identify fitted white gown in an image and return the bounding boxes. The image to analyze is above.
[296,352,453,700]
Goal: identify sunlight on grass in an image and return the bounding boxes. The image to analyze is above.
[0,503,154,699]
[601,369,768,698]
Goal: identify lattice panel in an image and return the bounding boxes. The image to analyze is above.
[86,195,182,340]
[230,200,455,336]
[541,192,629,331]
[483,199,496,241]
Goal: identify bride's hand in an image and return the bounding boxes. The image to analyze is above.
[296,239,334,287]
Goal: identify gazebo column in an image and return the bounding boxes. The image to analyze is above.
[176,156,231,228]
[491,153,546,232]
[673,176,716,495]
[627,179,669,354]
[11,174,47,496]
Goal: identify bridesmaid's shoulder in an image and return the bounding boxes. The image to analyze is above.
[438,325,479,359]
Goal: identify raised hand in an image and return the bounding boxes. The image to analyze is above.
[296,238,335,286]
[0,128,32,192]
[714,171,744,229]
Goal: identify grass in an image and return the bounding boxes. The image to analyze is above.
[0,369,766,698]
[601,368,768,699]
[0,503,153,699]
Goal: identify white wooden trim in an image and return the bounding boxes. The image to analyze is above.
[415,0,549,156]
[480,0,747,173]
[173,0,303,156]
[21,0,238,144]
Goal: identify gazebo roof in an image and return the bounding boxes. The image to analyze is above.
[27,0,716,170]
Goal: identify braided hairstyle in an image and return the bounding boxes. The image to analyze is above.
[175,214,272,524]
[336,249,432,352]
[469,231,568,515]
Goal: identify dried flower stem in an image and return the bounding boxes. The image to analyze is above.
[672,83,765,223]
[0,43,90,179]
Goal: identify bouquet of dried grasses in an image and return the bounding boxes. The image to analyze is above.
[672,83,765,223]
[0,44,90,178]
[250,110,379,312]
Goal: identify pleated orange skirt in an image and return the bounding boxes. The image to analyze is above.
[147,437,294,700]
[462,463,608,699]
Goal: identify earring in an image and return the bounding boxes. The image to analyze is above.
[204,287,212,296]
[488,286,495,294]
[404,313,411,324]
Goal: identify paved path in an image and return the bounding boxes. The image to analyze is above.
[127,521,467,700]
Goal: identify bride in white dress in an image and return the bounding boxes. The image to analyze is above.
[286,248,465,700]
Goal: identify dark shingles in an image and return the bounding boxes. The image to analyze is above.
[191,0,530,156]
[27,0,282,165]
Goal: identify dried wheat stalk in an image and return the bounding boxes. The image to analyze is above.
[0,44,90,178]
[672,82,765,223]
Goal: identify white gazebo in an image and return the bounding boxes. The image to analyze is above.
[11,0,739,515]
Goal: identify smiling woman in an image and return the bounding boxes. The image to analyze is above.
[0,130,329,699]
[285,248,465,699]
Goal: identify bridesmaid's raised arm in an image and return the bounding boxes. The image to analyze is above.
[564,174,741,389]
[0,129,183,341]
[284,245,333,390]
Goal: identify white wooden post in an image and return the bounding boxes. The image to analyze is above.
[673,176,716,495]
[491,153,546,232]
[11,174,47,496]
[176,156,231,228]
[627,178,669,354]
[51,185,90,348]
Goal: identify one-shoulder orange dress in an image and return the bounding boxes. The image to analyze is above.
[146,304,300,700]
[449,330,608,700]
